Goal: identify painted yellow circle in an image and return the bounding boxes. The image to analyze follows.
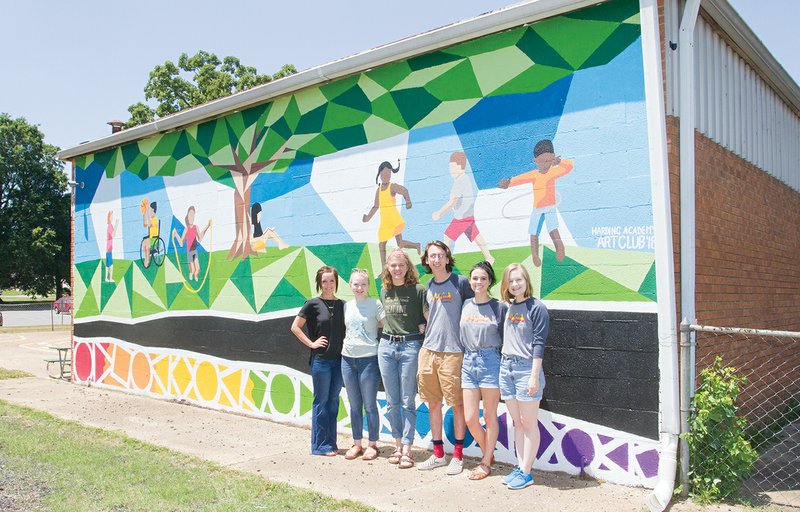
[196,361,219,402]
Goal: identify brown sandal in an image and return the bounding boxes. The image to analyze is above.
[388,449,402,464]
[399,454,415,469]
[345,445,362,460]
[363,446,379,461]
[468,463,492,480]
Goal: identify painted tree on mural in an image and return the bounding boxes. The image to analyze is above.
[80,0,641,261]
[190,108,292,259]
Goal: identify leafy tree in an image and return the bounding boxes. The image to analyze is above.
[125,51,297,127]
[0,114,70,297]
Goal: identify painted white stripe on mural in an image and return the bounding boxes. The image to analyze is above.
[542,300,658,313]
[73,307,302,325]
[74,300,655,326]
[75,300,658,325]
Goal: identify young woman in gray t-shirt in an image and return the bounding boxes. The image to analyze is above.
[459,261,507,480]
[499,263,549,490]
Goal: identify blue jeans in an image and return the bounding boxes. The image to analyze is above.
[310,358,344,455]
[341,355,380,442]
[461,347,501,389]
[499,355,545,402]
[378,339,421,445]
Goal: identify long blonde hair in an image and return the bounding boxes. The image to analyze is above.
[500,263,533,302]
[381,249,419,290]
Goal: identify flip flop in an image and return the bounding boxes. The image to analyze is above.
[468,463,492,480]
[388,449,402,464]
[399,454,415,469]
[363,446,379,461]
[345,445,363,460]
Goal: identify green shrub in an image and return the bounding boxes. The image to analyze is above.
[684,357,758,502]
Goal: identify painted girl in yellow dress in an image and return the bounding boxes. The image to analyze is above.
[362,160,420,267]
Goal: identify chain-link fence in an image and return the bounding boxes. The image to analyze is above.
[680,322,799,507]
[0,299,72,330]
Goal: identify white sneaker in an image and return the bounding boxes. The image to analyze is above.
[418,454,447,471]
[446,457,464,475]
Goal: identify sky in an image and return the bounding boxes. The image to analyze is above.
[2,0,798,153]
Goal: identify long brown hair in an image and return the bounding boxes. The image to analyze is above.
[381,249,419,290]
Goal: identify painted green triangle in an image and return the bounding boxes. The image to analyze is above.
[260,278,307,313]
[638,262,657,301]
[123,263,134,311]
[515,27,572,70]
[407,51,463,71]
[366,61,413,91]
[533,17,619,70]
[546,268,650,302]
[76,284,100,318]
[490,64,572,97]
[540,247,589,297]
[321,103,372,132]
[207,252,240,305]
[250,246,298,274]
[212,278,256,314]
[131,291,165,318]
[330,84,372,113]
[166,282,183,309]
[248,371,271,413]
[306,243,367,286]
[100,279,117,312]
[324,124,368,151]
[101,275,131,318]
[424,60,483,101]
[337,396,347,421]
[565,0,640,23]
[284,251,311,299]
[230,258,256,311]
[169,286,210,311]
[390,88,440,129]
[299,380,313,416]
[445,27,526,58]
[371,93,408,129]
[563,245,654,292]
[319,75,360,101]
[76,260,100,288]
[133,264,166,310]
[579,23,640,70]
[251,248,303,312]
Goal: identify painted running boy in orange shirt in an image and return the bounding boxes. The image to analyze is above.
[498,139,573,266]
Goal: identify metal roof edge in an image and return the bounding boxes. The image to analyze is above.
[57,0,600,161]
[703,0,800,112]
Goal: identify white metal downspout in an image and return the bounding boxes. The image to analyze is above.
[680,0,702,395]
[639,0,684,510]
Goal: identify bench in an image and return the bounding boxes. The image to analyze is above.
[45,345,72,380]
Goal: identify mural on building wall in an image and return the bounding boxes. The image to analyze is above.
[72,0,661,486]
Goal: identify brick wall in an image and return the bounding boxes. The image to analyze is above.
[666,116,800,331]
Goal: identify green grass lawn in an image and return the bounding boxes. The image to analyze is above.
[0,288,56,303]
[0,401,374,512]
[0,368,34,380]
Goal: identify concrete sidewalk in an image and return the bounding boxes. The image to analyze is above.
[0,331,743,512]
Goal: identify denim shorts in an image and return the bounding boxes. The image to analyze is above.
[461,348,501,389]
[499,355,545,402]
